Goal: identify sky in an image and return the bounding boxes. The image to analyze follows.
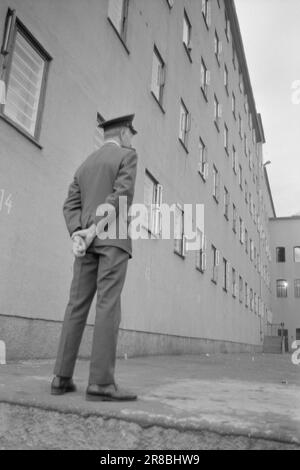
[235,0,300,217]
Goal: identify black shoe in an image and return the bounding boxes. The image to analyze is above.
[51,376,76,395]
[86,383,137,402]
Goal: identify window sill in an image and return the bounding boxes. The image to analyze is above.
[196,266,205,274]
[223,287,228,293]
[174,249,185,260]
[183,42,193,63]
[150,91,166,114]
[198,170,207,183]
[225,86,229,97]
[0,113,43,149]
[211,278,217,285]
[213,195,219,204]
[178,137,189,154]
[200,87,208,103]
[215,55,221,67]
[214,120,220,132]
[224,214,229,221]
[202,14,210,31]
[107,17,130,55]
[225,147,229,157]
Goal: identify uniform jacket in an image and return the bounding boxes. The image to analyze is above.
[63,142,138,258]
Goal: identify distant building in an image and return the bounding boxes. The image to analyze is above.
[0,0,278,359]
[270,216,300,351]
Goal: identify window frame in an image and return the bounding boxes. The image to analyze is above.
[183,9,192,61]
[0,12,51,145]
[276,247,286,263]
[107,0,130,52]
[294,247,300,263]
[174,203,186,258]
[178,99,190,151]
[276,279,288,298]
[151,45,166,111]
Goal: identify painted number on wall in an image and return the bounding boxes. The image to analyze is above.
[0,190,13,214]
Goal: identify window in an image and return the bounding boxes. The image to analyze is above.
[108,0,129,44]
[225,12,231,42]
[179,100,190,150]
[151,46,166,108]
[232,45,237,70]
[294,247,300,263]
[239,164,243,189]
[202,0,211,29]
[224,187,230,220]
[239,114,242,139]
[183,10,192,58]
[245,282,249,307]
[94,113,105,150]
[245,228,248,254]
[239,217,244,244]
[198,137,208,180]
[296,329,300,341]
[250,288,254,311]
[232,92,236,118]
[239,276,243,303]
[295,279,300,298]
[232,268,237,298]
[213,165,220,203]
[196,230,207,273]
[223,258,229,291]
[232,203,237,233]
[277,279,288,298]
[166,0,174,8]
[276,247,286,263]
[211,245,220,284]
[239,69,244,94]
[224,123,229,154]
[250,239,254,261]
[224,65,229,94]
[200,58,210,99]
[144,171,163,236]
[214,30,222,65]
[214,95,222,131]
[232,146,237,174]
[174,204,186,257]
[1,10,51,140]
[249,193,252,215]
[244,133,247,157]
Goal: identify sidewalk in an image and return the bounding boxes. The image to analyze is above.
[0,353,300,450]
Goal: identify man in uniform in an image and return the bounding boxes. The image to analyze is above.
[51,114,138,402]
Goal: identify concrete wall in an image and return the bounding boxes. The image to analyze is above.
[270,217,300,349]
[0,0,273,358]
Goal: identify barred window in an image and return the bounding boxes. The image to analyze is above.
[277,279,288,298]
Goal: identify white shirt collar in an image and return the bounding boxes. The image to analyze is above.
[104,139,121,147]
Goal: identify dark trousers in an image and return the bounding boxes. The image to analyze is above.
[53,246,129,385]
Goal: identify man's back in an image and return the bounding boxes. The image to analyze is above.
[63,142,138,257]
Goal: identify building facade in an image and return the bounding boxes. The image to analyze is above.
[270,216,300,351]
[0,0,275,360]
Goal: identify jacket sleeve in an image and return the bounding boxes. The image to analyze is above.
[94,149,138,225]
[63,172,82,236]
